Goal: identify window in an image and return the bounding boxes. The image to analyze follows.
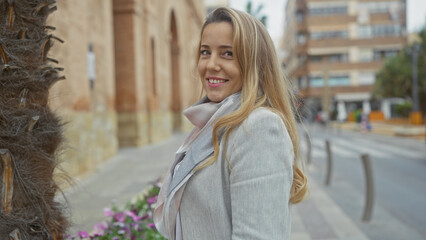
[359,72,375,85]
[309,75,350,87]
[358,1,402,14]
[297,32,307,44]
[298,77,308,89]
[309,54,348,63]
[372,24,402,37]
[359,49,373,62]
[296,11,304,22]
[298,54,307,65]
[329,75,350,86]
[309,6,347,16]
[358,25,372,38]
[328,54,348,62]
[310,55,323,62]
[310,76,324,87]
[359,24,402,38]
[373,49,400,60]
[311,31,348,40]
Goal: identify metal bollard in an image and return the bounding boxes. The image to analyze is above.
[305,132,312,165]
[361,154,374,221]
[325,140,332,186]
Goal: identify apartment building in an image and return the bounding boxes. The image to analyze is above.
[204,0,229,13]
[282,0,407,121]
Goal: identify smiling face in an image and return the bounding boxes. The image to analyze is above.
[198,22,242,103]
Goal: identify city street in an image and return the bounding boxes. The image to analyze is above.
[63,123,426,239]
[303,123,426,239]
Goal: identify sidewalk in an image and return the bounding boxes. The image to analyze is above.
[332,121,425,139]
[65,133,369,239]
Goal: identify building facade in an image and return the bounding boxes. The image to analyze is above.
[48,0,205,176]
[204,0,229,13]
[282,0,407,121]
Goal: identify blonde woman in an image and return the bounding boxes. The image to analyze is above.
[154,7,308,240]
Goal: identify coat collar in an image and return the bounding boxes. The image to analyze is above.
[168,92,241,196]
[154,92,241,239]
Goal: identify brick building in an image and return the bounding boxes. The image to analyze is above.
[48,0,205,176]
[282,0,407,121]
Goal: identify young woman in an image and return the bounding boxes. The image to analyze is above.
[154,7,308,240]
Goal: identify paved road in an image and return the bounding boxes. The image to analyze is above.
[63,133,187,234]
[303,124,426,240]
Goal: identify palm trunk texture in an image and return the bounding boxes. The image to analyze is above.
[0,0,68,239]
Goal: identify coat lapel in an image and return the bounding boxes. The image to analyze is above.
[167,132,214,196]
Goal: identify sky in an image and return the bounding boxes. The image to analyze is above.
[229,0,426,47]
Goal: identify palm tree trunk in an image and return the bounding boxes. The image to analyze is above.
[0,0,68,239]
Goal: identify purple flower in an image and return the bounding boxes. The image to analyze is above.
[114,212,126,223]
[77,231,89,238]
[92,222,108,236]
[104,208,115,217]
[147,196,158,205]
[125,210,142,222]
[148,223,155,229]
[112,237,119,240]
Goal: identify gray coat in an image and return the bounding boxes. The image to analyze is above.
[178,107,294,240]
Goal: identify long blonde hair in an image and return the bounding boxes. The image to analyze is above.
[195,7,308,204]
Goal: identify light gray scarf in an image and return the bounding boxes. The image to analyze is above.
[153,92,241,240]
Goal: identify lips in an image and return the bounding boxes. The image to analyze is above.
[208,78,226,84]
[206,77,228,88]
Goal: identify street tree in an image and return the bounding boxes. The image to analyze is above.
[245,0,268,27]
[0,0,68,239]
[372,28,426,114]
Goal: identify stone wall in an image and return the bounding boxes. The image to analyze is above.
[47,0,204,177]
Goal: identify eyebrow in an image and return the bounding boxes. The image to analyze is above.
[200,44,233,49]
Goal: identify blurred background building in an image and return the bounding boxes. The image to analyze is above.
[204,0,229,13]
[48,0,205,176]
[282,0,407,122]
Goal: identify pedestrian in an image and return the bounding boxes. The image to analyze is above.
[154,7,308,240]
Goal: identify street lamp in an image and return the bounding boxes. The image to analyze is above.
[407,35,423,125]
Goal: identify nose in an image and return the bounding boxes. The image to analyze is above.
[206,54,220,71]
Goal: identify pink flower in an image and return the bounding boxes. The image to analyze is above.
[125,210,142,222]
[148,223,155,229]
[92,222,108,235]
[147,196,158,205]
[114,212,126,223]
[104,208,115,217]
[78,231,89,238]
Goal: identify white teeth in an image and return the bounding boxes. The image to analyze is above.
[208,79,225,84]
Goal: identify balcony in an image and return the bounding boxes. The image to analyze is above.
[369,12,406,26]
[308,36,406,48]
[307,15,356,26]
[308,60,383,72]
[291,65,309,78]
[299,85,374,99]
[297,43,308,54]
[297,21,308,31]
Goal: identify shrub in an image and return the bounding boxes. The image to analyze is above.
[65,185,166,240]
[395,102,412,117]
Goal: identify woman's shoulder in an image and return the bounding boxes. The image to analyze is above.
[229,107,288,141]
[242,107,285,129]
